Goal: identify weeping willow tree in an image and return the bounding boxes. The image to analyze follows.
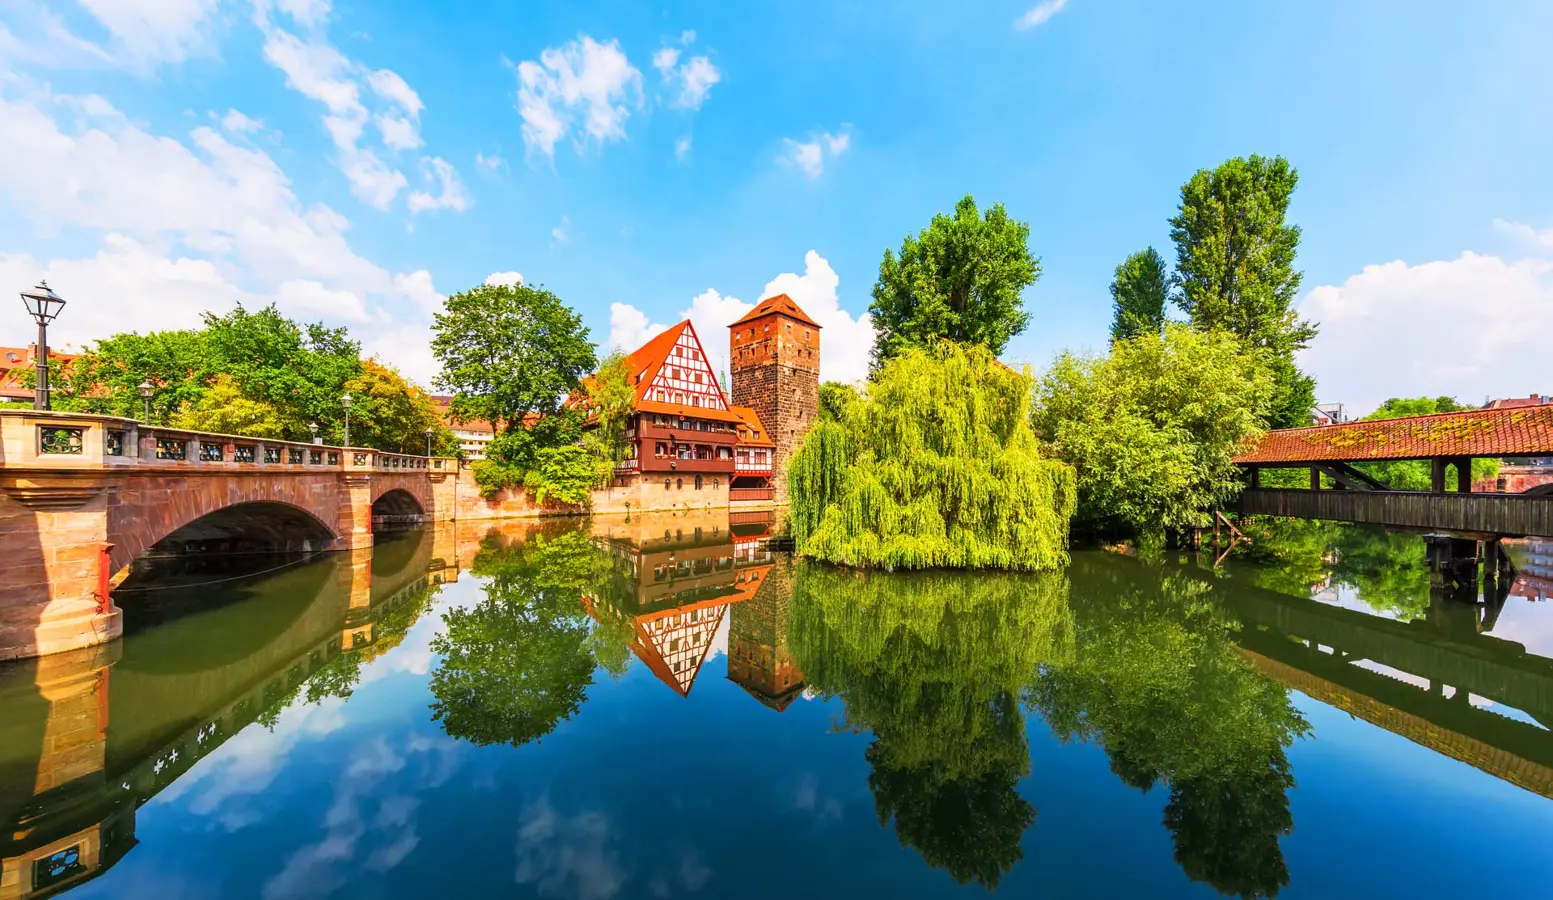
[789,341,1075,570]
[790,563,1072,888]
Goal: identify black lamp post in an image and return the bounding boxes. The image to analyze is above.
[138,380,154,424]
[424,427,433,457]
[341,392,352,447]
[19,281,65,411]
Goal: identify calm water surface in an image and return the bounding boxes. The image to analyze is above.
[2,513,1551,898]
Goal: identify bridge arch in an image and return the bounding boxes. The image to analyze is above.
[371,488,426,531]
[107,476,344,578]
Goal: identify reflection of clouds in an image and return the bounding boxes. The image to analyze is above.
[152,696,348,832]
[355,602,460,688]
[792,773,843,821]
[706,612,730,660]
[514,796,628,900]
[648,850,712,897]
[262,734,455,899]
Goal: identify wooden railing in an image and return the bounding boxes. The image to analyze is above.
[1239,488,1553,538]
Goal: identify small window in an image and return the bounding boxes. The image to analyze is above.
[665,479,672,490]
[676,477,683,489]
[712,478,719,489]
[694,474,703,490]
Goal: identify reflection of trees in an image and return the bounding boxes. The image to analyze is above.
[429,530,610,747]
[790,565,1072,889]
[1031,555,1308,899]
[1239,518,1430,619]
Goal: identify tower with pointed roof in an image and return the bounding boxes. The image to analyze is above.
[728,294,821,503]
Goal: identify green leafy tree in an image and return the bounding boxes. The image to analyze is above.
[429,530,609,747]
[582,350,636,466]
[789,341,1075,571]
[431,282,597,435]
[168,374,289,437]
[869,195,1038,368]
[817,380,861,424]
[789,564,1073,888]
[1033,325,1273,540]
[341,358,457,454]
[1170,155,1317,429]
[1109,247,1172,342]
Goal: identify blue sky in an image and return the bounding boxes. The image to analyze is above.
[1,0,1550,411]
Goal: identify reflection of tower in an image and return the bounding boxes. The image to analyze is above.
[729,294,821,503]
[727,554,805,711]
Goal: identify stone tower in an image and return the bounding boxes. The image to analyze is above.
[728,294,820,503]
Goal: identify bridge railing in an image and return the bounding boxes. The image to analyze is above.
[0,409,457,473]
[1239,487,1553,537]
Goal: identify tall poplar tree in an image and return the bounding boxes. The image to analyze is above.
[1169,155,1318,428]
[869,195,1039,369]
[1109,247,1171,342]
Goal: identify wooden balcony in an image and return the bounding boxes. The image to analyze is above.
[638,456,735,475]
[730,487,774,502]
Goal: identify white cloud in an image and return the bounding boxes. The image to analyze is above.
[1494,218,1553,251]
[551,215,570,244]
[674,134,692,162]
[485,271,524,288]
[605,302,667,355]
[475,151,508,174]
[0,84,445,383]
[274,0,333,29]
[606,251,874,385]
[651,47,680,73]
[1297,250,1553,415]
[255,9,431,210]
[653,32,720,110]
[406,156,469,214]
[221,108,264,134]
[781,130,850,180]
[1015,0,1070,30]
[515,35,643,159]
[75,0,223,67]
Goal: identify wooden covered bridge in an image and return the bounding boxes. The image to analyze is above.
[1232,405,1553,583]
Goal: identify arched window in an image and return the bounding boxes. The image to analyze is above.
[694,474,703,490]
[676,477,683,489]
[664,479,671,490]
[712,478,719,489]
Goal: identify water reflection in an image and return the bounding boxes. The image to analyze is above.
[1,516,1551,897]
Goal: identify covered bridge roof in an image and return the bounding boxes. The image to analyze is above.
[1234,405,1553,465]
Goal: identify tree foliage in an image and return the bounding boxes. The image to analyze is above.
[431,282,596,435]
[1109,246,1172,342]
[869,195,1038,368]
[789,563,1072,888]
[429,529,609,747]
[341,358,457,454]
[168,374,289,437]
[818,380,861,424]
[1169,155,1317,429]
[1034,325,1273,539]
[789,341,1075,571]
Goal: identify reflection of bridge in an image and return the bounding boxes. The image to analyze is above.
[0,523,456,898]
[1233,406,1553,544]
[0,410,459,662]
[1224,581,1553,797]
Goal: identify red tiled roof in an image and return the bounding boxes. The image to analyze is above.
[1484,395,1550,410]
[1234,405,1553,464]
[623,321,690,405]
[729,405,774,447]
[730,293,821,329]
[636,399,744,423]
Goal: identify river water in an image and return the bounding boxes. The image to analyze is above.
[2,512,1551,898]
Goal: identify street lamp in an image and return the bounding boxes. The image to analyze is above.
[308,422,320,445]
[19,281,65,411]
[138,380,154,424]
[424,427,434,457]
[341,392,352,447]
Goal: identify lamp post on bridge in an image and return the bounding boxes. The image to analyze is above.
[19,281,66,411]
[425,427,433,458]
[138,380,154,424]
[309,422,320,445]
[341,392,352,447]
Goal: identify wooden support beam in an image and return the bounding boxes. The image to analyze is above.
[1310,466,1322,490]
[1431,457,1447,493]
[1316,462,1390,492]
[1456,456,1473,493]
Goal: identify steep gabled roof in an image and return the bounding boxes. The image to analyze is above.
[730,293,821,329]
[623,322,690,404]
[730,406,775,447]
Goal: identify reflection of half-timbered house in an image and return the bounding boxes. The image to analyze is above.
[584,512,776,697]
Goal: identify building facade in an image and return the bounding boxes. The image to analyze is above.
[601,293,821,508]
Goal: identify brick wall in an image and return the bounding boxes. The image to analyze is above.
[729,312,820,503]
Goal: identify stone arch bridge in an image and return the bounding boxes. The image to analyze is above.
[0,410,459,662]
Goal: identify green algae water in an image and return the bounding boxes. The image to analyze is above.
[2,514,1551,898]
